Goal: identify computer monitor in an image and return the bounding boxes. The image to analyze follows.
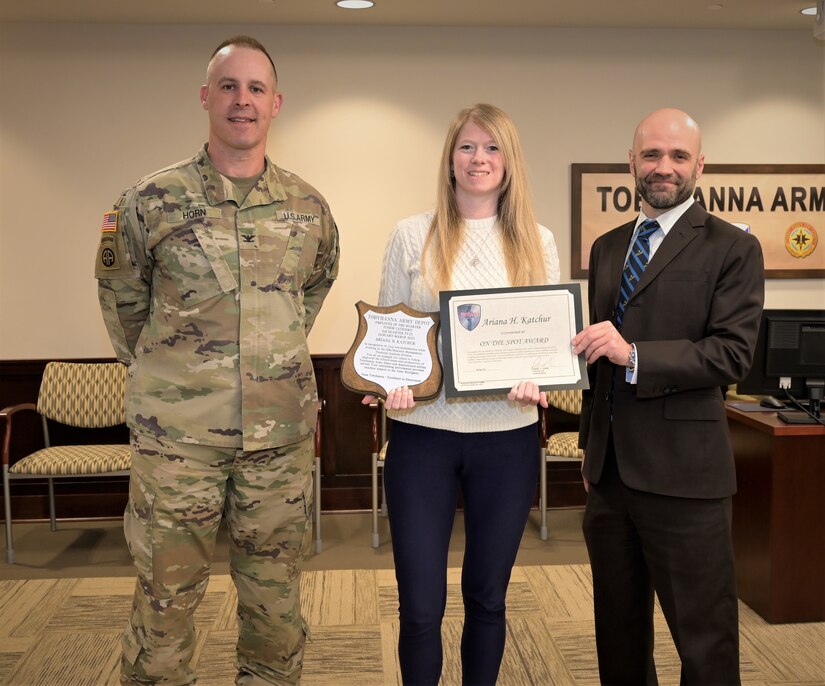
[737,308,825,420]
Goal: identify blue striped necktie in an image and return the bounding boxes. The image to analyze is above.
[615,219,659,330]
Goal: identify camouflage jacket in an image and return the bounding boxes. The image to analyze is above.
[95,145,339,450]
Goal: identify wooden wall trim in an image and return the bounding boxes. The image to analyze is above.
[0,357,585,521]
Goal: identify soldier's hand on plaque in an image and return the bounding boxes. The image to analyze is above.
[507,380,550,408]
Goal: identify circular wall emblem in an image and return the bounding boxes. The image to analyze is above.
[784,222,818,259]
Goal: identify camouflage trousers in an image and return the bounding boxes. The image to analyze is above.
[120,431,315,686]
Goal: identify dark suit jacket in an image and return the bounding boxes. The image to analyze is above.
[579,202,764,499]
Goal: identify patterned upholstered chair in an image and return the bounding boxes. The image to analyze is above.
[1,361,130,564]
[538,389,584,541]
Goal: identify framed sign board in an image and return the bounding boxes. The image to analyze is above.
[571,163,825,279]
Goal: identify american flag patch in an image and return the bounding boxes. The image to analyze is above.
[101,211,118,232]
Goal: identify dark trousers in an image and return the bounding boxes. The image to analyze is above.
[582,439,740,685]
[383,420,539,686]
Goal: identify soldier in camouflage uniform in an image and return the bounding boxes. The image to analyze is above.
[95,35,339,686]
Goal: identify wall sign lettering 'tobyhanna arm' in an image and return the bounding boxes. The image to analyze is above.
[571,164,825,279]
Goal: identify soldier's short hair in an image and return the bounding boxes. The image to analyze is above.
[210,35,278,83]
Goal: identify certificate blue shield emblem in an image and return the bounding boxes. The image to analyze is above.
[457,304,481,331]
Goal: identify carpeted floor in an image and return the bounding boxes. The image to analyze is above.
[1,511,824,685]
[1,564,824,685]
[0,509,590,580]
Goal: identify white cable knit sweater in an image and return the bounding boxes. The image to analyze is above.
[378,210,561,434]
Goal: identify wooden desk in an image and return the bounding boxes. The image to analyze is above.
[726,405,825,623]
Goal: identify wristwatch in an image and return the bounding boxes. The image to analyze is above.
[627,344,637,373]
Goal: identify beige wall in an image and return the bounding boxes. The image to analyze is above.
[0,23,823,359]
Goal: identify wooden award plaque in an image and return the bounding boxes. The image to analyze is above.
[341,301,442,400]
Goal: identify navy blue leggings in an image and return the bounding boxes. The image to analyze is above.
[383,420,540,686]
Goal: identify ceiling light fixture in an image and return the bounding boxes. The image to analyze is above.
[336,0,375,8]
[800,6,817,15]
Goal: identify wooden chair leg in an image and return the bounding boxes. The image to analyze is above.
[3,466,14,564]
[314,456,322,554]
[48,477,57,532]
[371,452,380,548]
[379,469,388,517]
[540,447,548,541]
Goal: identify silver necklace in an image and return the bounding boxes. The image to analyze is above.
[466,224,498,267]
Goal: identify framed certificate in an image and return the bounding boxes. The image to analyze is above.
[439,284,588,397]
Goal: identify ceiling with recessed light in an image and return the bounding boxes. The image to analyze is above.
[0,0,818,30]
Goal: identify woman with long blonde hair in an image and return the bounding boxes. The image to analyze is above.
[365,103,560,685]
